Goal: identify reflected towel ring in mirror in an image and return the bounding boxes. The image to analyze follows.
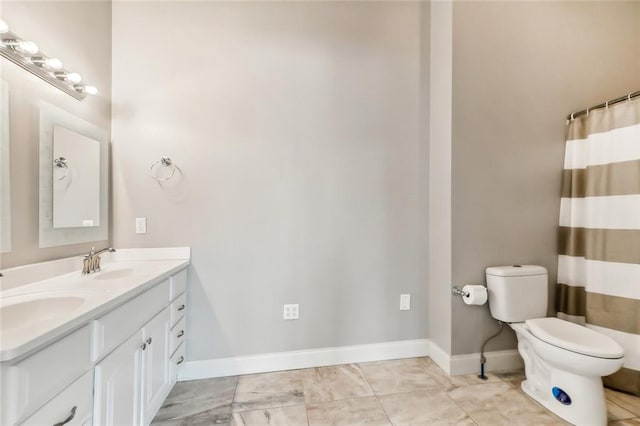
[53,156,70,180]
[150,156,177,181]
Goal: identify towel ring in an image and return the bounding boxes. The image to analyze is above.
[54,157,70,181]
[150,156,177,182]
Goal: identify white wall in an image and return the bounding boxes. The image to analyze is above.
[112,1,429,361]
[0,1,111,269]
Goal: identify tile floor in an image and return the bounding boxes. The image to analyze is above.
[152,357,640,425]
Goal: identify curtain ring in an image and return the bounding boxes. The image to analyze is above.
[570,112,575,121]
[150,156,177,182]
[605,100,609,110]
[629,93,636,103]
[586,108,590,116]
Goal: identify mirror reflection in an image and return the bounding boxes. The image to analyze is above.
[52,126,100,228]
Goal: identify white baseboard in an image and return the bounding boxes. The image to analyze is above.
[179,339,430,381]
[427,340,452,375]
[179,339,523,381]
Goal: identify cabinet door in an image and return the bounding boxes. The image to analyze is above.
[141,308,171,425]
[93,329,144,426]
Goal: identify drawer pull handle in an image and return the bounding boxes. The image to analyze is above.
[177,356,184,365]
[177,330,184,338]
[177,304,185,311]
[146,337,152,345]
[54,406,77,426]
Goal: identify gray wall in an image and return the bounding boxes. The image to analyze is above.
[450,1,640,355]
[427,0,452,355]
[0,1,112,269]
[111,1,429,361]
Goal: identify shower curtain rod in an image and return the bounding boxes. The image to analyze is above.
[568,90,640,120]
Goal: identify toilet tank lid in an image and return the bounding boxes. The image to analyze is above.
[486,265,547,277]
[526,318,624,359]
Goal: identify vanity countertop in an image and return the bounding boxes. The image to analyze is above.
[0,249,190,362]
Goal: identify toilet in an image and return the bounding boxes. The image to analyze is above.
[486,265,624,426]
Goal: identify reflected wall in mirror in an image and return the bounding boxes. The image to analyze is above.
[39,102,108,248]
[53,126,101,228]
[0,80,11,253]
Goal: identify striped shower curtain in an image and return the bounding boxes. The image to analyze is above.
[557,97,640,396]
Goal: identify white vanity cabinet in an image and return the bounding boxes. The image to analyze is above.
[93,329,145,425]
[93,307,171,426]
[1,266,188,426]
[94,273,184,426]
[141,307,172,425]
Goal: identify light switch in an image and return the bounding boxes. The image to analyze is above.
[135,217,147,234]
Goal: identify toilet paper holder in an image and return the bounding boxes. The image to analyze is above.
[451,286,469,297]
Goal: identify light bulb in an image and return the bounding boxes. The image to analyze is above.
[0,19,8,34]
[18,40,38,54]
[84,85,98,95]
[66,72,81,83]
[45,58,63,69]
[31,57,64,70]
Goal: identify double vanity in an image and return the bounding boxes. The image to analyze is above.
[0,248,190,426]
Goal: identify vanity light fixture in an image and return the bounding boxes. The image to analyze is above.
[74,84,98,95]
[31,56,64,70]
[2,38,39,54]
[0,19,96,100]
[54,71,82,83]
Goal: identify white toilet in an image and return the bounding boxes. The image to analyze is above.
[486,265,625,426]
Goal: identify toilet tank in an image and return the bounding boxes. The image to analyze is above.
[485,265,548,323]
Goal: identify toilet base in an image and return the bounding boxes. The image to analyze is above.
[520,370,607,426]
[512,323,609,425]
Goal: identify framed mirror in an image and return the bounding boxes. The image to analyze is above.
[0,80,10,253]
[39,102,108,248]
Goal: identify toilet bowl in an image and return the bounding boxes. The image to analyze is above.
[486,265,625,426]
[510,319,623,425]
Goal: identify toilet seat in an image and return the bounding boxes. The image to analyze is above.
[526,317,624,359]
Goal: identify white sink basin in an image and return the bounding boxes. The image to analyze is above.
[1,294,86,330]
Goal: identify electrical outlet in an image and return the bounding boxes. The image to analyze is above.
[135,217,147,234]
[400,294,411,311]
[283,304,299,320]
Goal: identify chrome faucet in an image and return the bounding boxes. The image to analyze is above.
[82,247,116,274]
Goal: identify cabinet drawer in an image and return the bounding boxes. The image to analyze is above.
[170,292,186,327]
[92,280,170,362]
[170,269,187,301]
[20,370,93,426]
[170,317,186,356]
[10,325,91,423]
[170,342,185,386]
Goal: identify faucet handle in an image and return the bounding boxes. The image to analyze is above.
[82,257,91,274]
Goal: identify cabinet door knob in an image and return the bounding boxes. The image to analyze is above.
[177,330,184,338]
[177,356,184,365]
[141,342,147,350]
[146,337,152,345]
[53,406,77,426]
[177,304,185,311]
